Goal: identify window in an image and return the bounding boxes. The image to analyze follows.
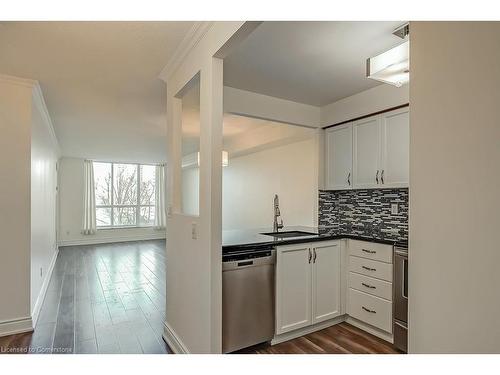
[94,162,156,228]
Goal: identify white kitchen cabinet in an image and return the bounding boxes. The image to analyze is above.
[380,107,410,188]
[325,124,352,190]
[353,116,382,188]
[276,241,341,335]
[312,242,341,324]
[275,244,313,334]
[324,107,409,190]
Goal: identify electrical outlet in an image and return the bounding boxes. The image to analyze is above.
[191,222,197,240]
[391,203,399,215]
[40,267,43,278]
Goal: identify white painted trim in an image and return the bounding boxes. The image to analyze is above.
[31,246,59,327]
[0,73,37,88]
[345,316,394,343]
[162,321,189,354]
[271,315,345,345]
[0,317,33,338]
[159,22,214,82]
[32,82,61,156]
[58,233,166,247]
[0,73,60,155]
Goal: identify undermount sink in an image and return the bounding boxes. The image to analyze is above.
[260,230,318,238]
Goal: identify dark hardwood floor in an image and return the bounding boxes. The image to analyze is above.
[0,239,400,354]
[0,239,170,354]
[236,322,401,354]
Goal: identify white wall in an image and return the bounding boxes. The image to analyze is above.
[320,83,409,126]
[0,77,32,335]
[30,89,60,322]
[58,157,166,246]
[163,22,258,354]
[181,167,200,216]
[224,86,320,128]
[222,138,317,230]
[409,22,500,353]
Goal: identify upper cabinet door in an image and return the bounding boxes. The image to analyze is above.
[325,124,353,190]
[312,241,341,324]
[353,116,381,189]
[275,244,312,335]
[381,108,409,188]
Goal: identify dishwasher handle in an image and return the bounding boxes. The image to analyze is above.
[222,251,275,271]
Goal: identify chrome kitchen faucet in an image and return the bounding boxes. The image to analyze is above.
[273,194,284,232]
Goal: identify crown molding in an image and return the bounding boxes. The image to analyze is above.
[0,74,60,155]
[32,82,61,155]
[159,22,214,82]
[0,73,37,88]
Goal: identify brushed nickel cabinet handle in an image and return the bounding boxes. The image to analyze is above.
[381,169,385,184]
[362,282,376,289]
[362,248,376,254]
[313,248,317,263]
[376,170,379,184]
[347,172,351,186]
[362,266,376,271]
[308,248,312,264]
[362,306,376,314]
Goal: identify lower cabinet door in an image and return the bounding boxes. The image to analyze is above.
[312,241,341,324]
[276,244,312,334]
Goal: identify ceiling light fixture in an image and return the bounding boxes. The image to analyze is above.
[366,23,409,88]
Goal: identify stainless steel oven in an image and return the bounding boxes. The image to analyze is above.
[393,246,408,352]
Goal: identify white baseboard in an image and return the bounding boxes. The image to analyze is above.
[0,317,33,338]
[345,316,393,343]
[31,246,59,327]
[271,315,346,345]
[58,233,166,247]
[162,321,189,354]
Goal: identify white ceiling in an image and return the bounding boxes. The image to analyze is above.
[224,21,406,106]
[0,21,194,163]
[179,77,313,157]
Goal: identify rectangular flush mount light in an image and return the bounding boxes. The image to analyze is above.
[366,41,409,87]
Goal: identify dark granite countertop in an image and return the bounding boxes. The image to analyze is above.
[222,225,408,253]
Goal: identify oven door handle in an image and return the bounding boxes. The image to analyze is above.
[402,258,408,299]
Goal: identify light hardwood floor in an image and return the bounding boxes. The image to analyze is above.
[1,240,170,354]
[0,240,401,354]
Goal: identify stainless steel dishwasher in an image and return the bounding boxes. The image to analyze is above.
[222,246,275,353]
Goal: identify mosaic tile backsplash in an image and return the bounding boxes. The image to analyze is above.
[318,188,408,242]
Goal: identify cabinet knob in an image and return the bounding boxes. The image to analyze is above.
[362,265,376,271]
[362,248,376,254]
[308,248,312,264]
[347,172,351,186]
[381,169,385,184]
[375,170,379,184]
[361,282,376,289]
[313,248,317,263]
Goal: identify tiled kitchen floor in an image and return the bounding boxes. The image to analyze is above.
[1,240,170,354]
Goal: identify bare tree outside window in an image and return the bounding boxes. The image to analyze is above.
[94,162,156,228]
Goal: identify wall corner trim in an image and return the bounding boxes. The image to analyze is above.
[31,246,59,327]
[163,321,189,354]
[159,22,215,82]
[0,316,34,338]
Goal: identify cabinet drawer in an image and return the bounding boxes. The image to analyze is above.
[349,256,393,282]
[348,288,392,333]
[349,240,393,263]
[348,272,392,301]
